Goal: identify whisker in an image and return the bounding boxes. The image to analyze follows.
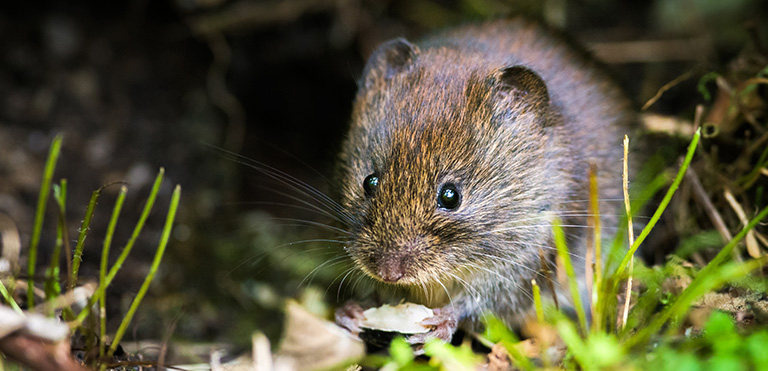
[435,277,454,308]
[463,262,535,303]
[419,280,429,304]
[271,218,351,235]
[223,200,341,223]
[468,249,555,280]
[477,223,621,236]
[298,255,349,289]
[208,144,354,225]
[335,267,357,301]
[253,187,349,224]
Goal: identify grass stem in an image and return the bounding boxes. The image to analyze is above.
[75,168,165,325]
[71,188,102,290]
[27,134,62,309]
[108,184,180,356]
[613,127,701,280]
[99,186,127,358]
[553,219,588,334]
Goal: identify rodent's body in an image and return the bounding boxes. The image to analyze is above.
[335,19,632,330]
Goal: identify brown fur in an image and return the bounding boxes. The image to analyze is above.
[335,19,633,326]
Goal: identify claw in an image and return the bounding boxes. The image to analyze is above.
[335,301,366,336]
[407,306,459,344]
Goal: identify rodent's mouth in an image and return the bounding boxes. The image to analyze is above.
[349,238,451,286]
[361,260,450,287]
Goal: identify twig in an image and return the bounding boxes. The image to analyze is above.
[723,188,762,258]
[747,131,768,162]
[685,168,735,258]
[587,162,600,330]
[620,136,635,330]
[588,37,712,64]
[685,167,731,241]
[642,69,695,111]
[641,113,696,136]
[189,0,336,35]
[0,212,21,276]
[205,33,246,153]
[538,247,558,310]
[613,114,702,280]
[157,309,183,371]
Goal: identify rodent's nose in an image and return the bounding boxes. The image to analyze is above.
[376,256,407,283]
[378,267,404,283]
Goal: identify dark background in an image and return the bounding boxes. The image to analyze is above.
[0,0,765,360]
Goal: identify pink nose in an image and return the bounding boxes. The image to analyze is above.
[376,256,407,282]
[378,267,404,282]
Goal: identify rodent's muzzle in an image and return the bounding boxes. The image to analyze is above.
[374,254,411,283]
[366,238,432,284]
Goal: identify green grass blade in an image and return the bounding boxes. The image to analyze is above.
[603,170,670,276]
[70,188,102,290]
[76,168,165,324]
[612,128,701,281]
[480,314,534,370]
[553,218,588,334]
[0,279,23,314]
[108,184,180,356]
[694,204,768,280]
[627,204,768,347]
[532,279,544,323]
[629,256,767,348]
[28,134,63,309]
[597,170,670,332]
[45,181,67,304]
[103,168,164,285]
[556,315,592,371]
[736,142,768,189]
[99,185,127,358]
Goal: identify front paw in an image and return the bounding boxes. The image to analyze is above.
[406,306,459,345]
[335,301,366,337]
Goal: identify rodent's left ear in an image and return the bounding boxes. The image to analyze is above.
[359,38,420,90]
[492,65,550,107]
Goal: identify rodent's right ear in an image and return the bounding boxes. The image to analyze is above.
[359,38,419,89]
[492,66,550,107]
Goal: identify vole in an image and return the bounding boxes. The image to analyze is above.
[333,19,633,342]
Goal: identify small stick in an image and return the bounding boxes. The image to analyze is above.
[724,189,762,258]
[685,167,739,262]
[587,163,600,329]
[620,135,634,329]
[642,69,695,111]
[538,247,559,310]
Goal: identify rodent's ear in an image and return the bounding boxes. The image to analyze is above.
[493,65,550,107]
[360,38,419,89]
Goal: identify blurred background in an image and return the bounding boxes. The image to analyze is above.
[0,0,766,362]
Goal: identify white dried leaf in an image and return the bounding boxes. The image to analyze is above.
[360,303,433,334]
[24,313,70,341]
[0,306,25,338]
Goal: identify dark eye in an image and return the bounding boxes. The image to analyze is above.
[363,173,379,197]
[437,183,461,210]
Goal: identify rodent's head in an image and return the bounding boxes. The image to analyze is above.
[336,38,566,291]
